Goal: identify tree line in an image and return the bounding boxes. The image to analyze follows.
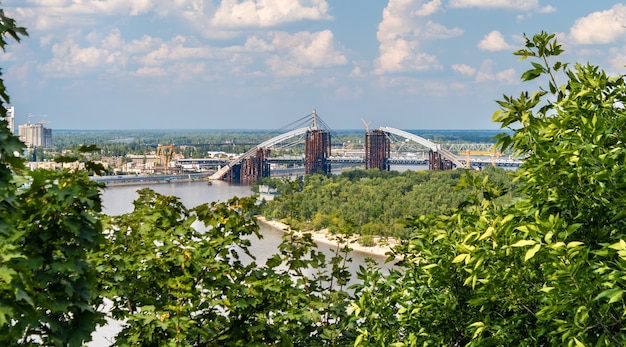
[1,12,626,346]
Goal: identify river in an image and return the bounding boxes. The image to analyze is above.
[91,179,393,345]
[99,180,390,265]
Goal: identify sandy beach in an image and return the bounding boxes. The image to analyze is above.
[256,216,398,258]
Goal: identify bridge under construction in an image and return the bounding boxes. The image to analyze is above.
[206,110,517,183]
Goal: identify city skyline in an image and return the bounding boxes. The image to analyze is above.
[2,1,625,130]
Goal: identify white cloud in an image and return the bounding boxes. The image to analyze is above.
[414,0,442,16]
[131,66,167,77]
[241,36,275,52]
[240,30,347,76]
[375,0,461,74]
[40,37,113,77]
[495,68,517,84]
[451,63,476,76]
[538,5,556,14]
[471,59,516,84]
[478,31,513,51]
[266,56,313,76]
[569,4,626,45]
[424,21,464,39]
[448,0,538,10]
[211,0,331,28]
[607,47,626,73]
[36,29,220,80]
[8,0,158,30]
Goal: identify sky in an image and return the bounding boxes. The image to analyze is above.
[2,1,626,131]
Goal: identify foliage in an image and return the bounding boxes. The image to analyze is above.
[0,11,108,345]
[262,167,516,240]
[1,153,106,346]
[351,31,626,346]
[95,189,355,346]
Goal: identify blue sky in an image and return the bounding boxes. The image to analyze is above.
[2,1,625,130]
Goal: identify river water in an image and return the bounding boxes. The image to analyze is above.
[99,180,390,266]
[92,180,392,345]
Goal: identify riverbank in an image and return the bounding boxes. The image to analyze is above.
[256,216,398,259]
[93,173,212,187]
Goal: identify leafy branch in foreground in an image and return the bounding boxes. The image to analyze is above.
[352,31,626,346]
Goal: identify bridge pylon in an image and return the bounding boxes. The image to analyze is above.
[365,129,390,171]
[305,128,331,175]
[224,148,271,183]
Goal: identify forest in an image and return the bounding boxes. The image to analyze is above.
[257,166,517,244]
[2,11,626,347]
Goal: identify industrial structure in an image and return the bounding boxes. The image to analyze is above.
[378,127,467,170]
[364,129,390,171]
[224,148,271,183]
[155,144,175,171]
[304,128,331,175]
[205,111,507,183]
[212,110,332,183]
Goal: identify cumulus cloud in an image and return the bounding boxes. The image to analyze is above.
[40,37,114,77]
[451,63,476,76]
[374,0,461,74]
[538,5,556,14]
[414,0,442,16]
[448,0,538,10]
[471,59,516,84]
[477,31,513,51]
[263,30,348,76]
[424,21,464,39]
[138,36,215,67]
[211,0,331,28]
[9,0,157,30]
[37,29,219,80]
[568,4,626,45]
[607,47,626,73]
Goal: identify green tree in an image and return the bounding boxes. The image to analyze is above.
[95,188,355,346]
[351,31,626,346]
[0,11,108,346]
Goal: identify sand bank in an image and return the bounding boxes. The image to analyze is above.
[256,216,398,258]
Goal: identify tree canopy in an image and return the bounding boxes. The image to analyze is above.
[351,31,626,346]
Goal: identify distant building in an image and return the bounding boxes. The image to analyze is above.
[19,122,52,148]
[4,106,14,134]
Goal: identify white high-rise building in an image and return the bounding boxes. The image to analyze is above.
[19,122,52,148]
[5,106,14,134]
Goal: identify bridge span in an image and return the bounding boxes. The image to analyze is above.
[203,113,514,183]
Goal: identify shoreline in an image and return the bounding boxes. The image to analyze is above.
[256,216,398,259]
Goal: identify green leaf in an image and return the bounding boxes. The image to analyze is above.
[566,241,584,248]
[452,253,468,263]
[524,244,541,261]
[16,289,35,308]
[0,266,16,283]
[594,288,624,304]
[511,239,536,247]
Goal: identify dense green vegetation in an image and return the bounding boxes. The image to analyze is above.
[259,167,517,242]
[2,9,626,346]
[351,32,626,346]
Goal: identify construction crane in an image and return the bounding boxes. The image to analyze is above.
[156,144,175,171]
[361,118,371,133]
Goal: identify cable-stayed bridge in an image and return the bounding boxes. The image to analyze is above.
[172,111,521,183]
